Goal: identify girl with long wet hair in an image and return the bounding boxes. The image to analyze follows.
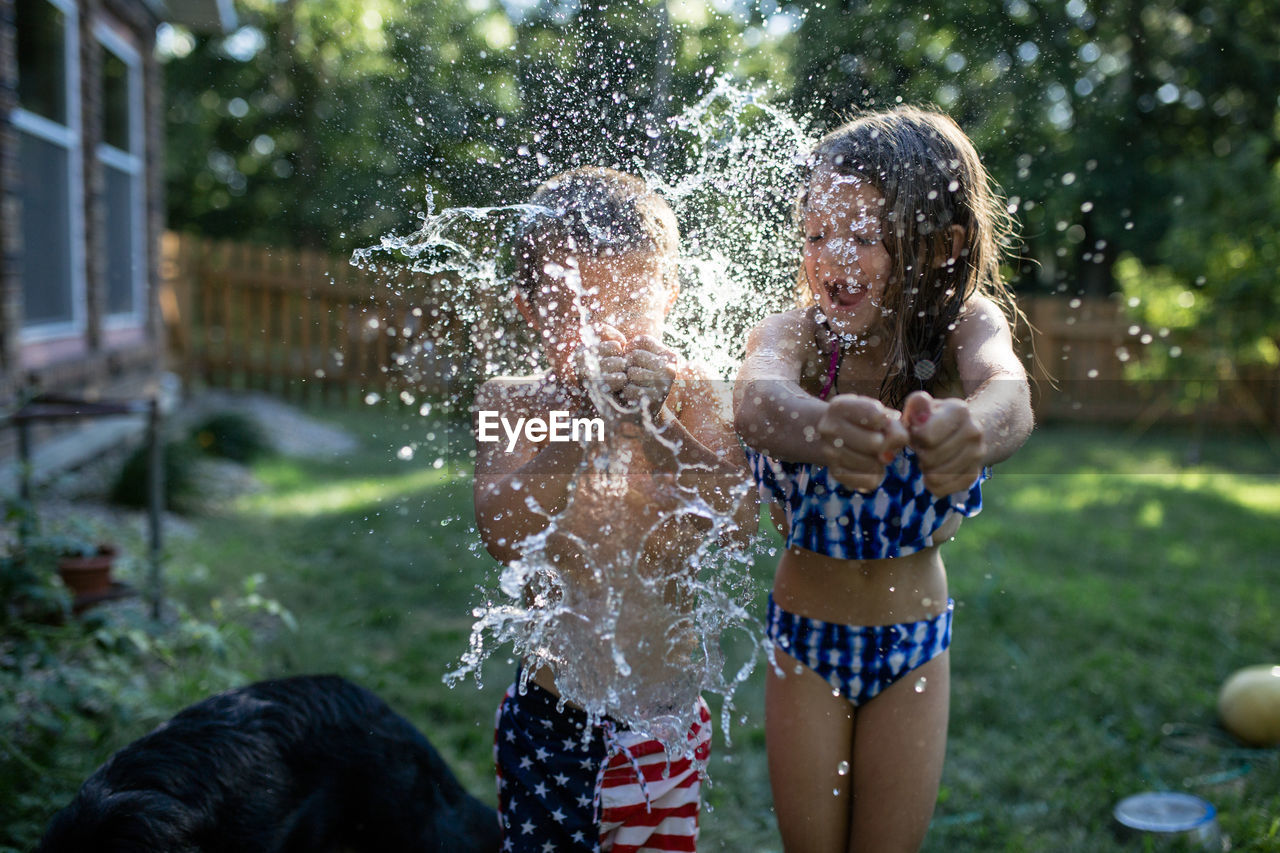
[735,107,1033,852]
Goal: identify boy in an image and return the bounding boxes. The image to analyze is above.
[472,168,753,852]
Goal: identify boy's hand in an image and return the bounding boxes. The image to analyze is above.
[573,326,629,396]
[817,395,909,492]
[618,335,678,420]
[901,391,987,496]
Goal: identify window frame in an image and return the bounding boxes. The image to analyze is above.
[14,0,86,342]
[94,22,147,329]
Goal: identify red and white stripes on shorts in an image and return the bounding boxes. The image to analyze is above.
[596,700,711,852]
[494,676,711,853]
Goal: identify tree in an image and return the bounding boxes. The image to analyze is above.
[790,0,1280,301]
[161,0,796,252]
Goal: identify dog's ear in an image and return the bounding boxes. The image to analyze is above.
[39,789,202,853]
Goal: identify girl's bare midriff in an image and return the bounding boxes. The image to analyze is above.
[770,508,960,627]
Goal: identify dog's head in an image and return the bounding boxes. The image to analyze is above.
[38,787,202,853]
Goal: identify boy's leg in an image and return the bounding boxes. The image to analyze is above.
[765,650,856,852]
[849,651,950,853]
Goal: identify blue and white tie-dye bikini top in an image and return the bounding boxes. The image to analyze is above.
[745,332,987,560]
[746,446,986,559]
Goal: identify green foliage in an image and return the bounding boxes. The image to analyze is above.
[792,0,1280,300]
[109,440,201,512]
[1117,134,1280,381]
[191,412,272,463]
[160,0,796,252]
[0,552,71,628]
[0,573,294,851]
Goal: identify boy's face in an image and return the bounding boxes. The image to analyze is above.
[520,250,676,380]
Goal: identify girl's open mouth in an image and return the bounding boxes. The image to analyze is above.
[827,280,866,309]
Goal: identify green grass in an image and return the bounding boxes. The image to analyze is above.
[10,411,1280,851]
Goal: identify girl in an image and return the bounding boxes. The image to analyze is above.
[734,107,1033,852]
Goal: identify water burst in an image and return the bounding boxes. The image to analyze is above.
[357,78,816,755]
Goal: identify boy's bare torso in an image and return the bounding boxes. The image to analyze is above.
[475,363,738,720]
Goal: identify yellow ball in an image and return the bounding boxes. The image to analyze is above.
[1217,665,1280,747]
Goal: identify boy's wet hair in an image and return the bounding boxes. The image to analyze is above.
[514,167,679,299]
[803,107,1023,408]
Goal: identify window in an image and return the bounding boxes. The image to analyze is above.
[97,27,145,323]
[15,0,83,335]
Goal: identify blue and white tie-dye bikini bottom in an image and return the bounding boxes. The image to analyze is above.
[765,594,954,707]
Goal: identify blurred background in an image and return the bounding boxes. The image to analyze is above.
[2,2,1278,852]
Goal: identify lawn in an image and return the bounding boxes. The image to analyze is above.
[7,406,1279,852]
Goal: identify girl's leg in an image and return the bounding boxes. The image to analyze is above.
[765,649,856,852]
[849,650,951,853]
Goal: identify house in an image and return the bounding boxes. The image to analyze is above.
[0,0,233,473]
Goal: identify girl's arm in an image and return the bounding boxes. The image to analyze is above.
[954,296,1034,465]
[733,310,827,462]
[903,296,1033,495]
[653,369,759,539]
[734,310,907,491]
[472,380,588,564]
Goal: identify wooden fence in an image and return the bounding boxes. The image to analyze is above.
[1022,298,1279,429]
[161,233,1278,428]
[161,232,459,405]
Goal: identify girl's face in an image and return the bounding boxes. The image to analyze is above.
[802,168,892,336]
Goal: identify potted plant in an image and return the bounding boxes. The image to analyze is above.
[46,535,118,600]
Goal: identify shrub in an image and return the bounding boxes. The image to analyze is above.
[109,440,200,511]
[190,412,271,463]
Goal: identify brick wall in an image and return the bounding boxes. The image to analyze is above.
[0,0,163,413]
[0,0,18,399]
[0,0,164,460]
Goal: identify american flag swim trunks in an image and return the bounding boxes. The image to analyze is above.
[494,675,711,853]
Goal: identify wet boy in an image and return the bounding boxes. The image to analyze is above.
[472,168,753,853]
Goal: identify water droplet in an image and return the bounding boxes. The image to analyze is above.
[914,677,928,693]
[836,760,850,776]
[397,445,415,461]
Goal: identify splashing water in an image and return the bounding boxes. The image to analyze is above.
[355,78,816,755]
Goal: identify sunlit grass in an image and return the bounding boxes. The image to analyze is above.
[238,463,455,517]
[30,410,1275,853]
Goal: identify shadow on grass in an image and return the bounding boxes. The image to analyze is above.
[26,412,1275,853]
[930,425,1280,852]
[162,409,512,803]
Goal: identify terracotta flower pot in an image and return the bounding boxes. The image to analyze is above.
[57,546,117,600]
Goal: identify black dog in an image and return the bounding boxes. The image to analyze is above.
[38,675,499,853]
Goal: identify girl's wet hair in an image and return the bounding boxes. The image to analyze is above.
[803,107,1022,408]
[514,167,679,299]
